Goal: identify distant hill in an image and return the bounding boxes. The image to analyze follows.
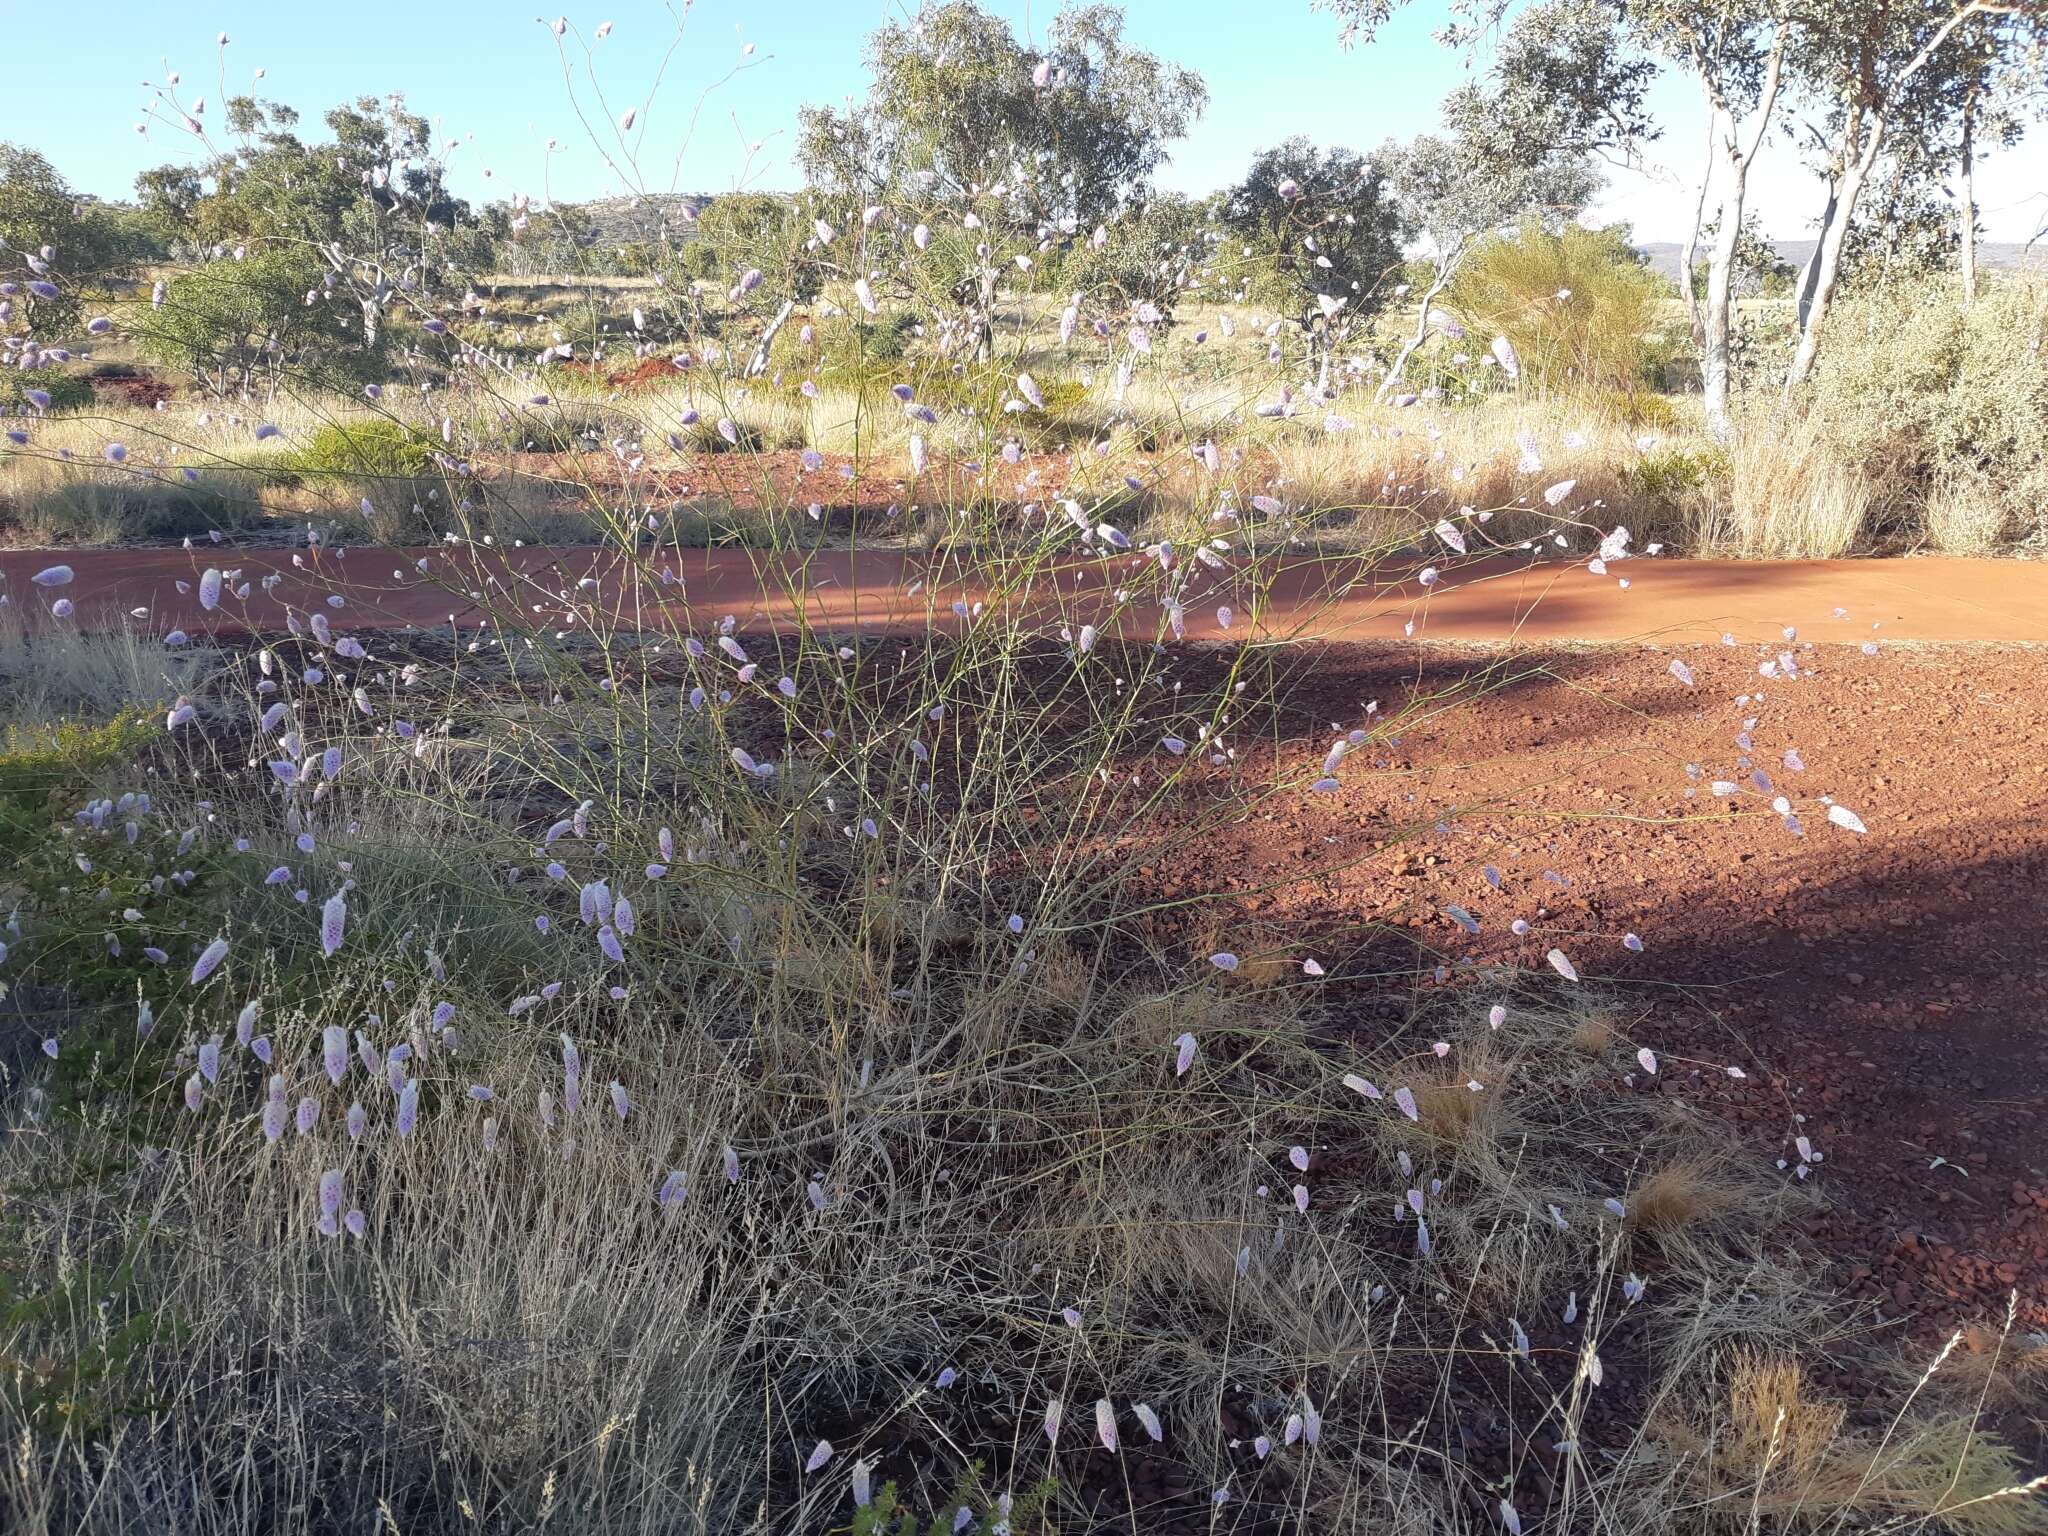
[569,193,713,246]
[1638,239,2043,285]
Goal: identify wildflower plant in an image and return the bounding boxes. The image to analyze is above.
[0,13,2038,1536]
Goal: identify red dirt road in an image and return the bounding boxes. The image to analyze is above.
[4,545,2046,645]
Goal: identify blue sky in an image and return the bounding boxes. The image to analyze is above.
[3,0,2039,243]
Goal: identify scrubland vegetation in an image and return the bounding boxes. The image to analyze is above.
[7,260,2043,560]
[3,2,2046,561]
[1,1,2046,1532]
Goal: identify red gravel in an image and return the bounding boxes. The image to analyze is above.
[1194,638,2048,1340]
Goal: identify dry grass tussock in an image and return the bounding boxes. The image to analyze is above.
[1253,401,1692,553]
[1692,422,1873,560]
[0,610,210,739]
[0,615,2029,1535]
[1651,1350,2047,1534]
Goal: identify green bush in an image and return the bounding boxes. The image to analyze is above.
[872,309,922,362]
[838,309,922,366]
[1,369,95,411]
[135,247,381,395]
[1626,443,1728,502]
[1055,190,1222,322]
[1797,277,2048,547]
[0,710,160,860]
[481,397,618,454]
[912,363,1086,419]
[849,1468,1058,1536]
[281,418,441,480]
[1595,388,1682,432]
[0,1231,185,1439]
[672,191,828,303]
[1449,221,1671,401]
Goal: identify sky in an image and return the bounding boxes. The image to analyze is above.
[2,0,2040,246]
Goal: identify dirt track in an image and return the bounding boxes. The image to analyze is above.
[4,545,2046,645]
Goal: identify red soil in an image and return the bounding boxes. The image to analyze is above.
[1195,638,2048,1344]
[15,340,2044,1529]
[86,370,174,408]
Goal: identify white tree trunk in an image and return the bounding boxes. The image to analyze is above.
[1679,117,1716,350]
[1786,1,1992,388]
[1794,181,1840,331]
[1959,94,1978,308]
[1785,113,1878,396]
[1376,257,1459,402]
[747,298,796,376]
[1700,151,1744,439]
[1694,28,1784,440]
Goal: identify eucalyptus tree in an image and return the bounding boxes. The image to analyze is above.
[1375,119,1600,398]
[1951,8,2045,304]
[1221,136,1407,335]
[796,1,1206,359]
[1636,0,1791,432]
[1313,0,1629,398]
[133,90,498,368]
[0,144,142,338]
[1780,0,2043,395]
[1316,0,1783,435]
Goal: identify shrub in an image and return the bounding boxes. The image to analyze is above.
[672,191,828,303]
[1449,221,1671,402]
[670,396,807,454]
[1625,443,1727,503]
[920,364,1082,418]
[1056,190,1224,322]
[268,418,460,537]
[1924,479,2011,554]
[0,709,160,859]
[853,1470,1058,1535]
[482,398,618,454]
[135,247,381,396]
[1798,277,2048,548]
[802,309,921,373]
[0,369,93,411]
[1593,386,1681,432]
[281,417,441,481]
